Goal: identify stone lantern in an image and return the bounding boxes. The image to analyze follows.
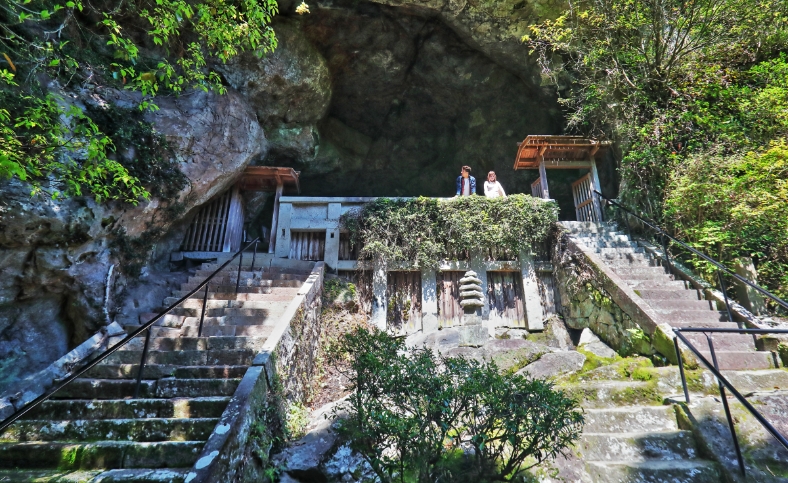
[458,270,487,346]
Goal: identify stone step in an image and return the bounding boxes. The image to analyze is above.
[191,271,308,281]
[116,336,268,352]
[645,299,716,311]
[625,279,689,290]
[562,381,662,408]
[0,468,190,482]
[23,397,230,421]
[53,378,240,399]
[694,350,777,370]
[657,310,730,323]
[123,325,274,338]
[0,418,218,443]
[634,289,701,301]
[167,307,285,318]
[582,407,678,433]
[129,314,281,330]
[604,256,657,268]
[0,470,102,483]
[162,294,298,308]
[85,364,249,380]
[611,267,674,281]
[594,248,646,259]
[578,239,638,249]
[186,276,274,287]
[585,459,721,482]
[0,440,203,469]
[579,430,698,461]
[104,349,255,366]
[180,279,303,292]
[679,332,758,352]
[166,290,299,301]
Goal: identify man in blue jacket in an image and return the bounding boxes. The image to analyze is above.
[455,165,476,196]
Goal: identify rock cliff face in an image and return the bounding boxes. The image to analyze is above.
[0,0,562,389]
[245,0,563,196]
[0,89,265,391]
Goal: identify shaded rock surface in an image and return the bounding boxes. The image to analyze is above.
[0,88,264,391]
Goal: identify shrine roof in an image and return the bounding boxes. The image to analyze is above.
[513,135,612,170]
[237,166,300,193]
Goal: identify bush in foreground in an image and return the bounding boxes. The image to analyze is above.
[330,328,584,483]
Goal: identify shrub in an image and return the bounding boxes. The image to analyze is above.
[341,195,558,268]
[330,328,584,483]
[665,140,788,303]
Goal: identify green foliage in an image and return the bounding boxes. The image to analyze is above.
[0,72,147,202]
[341,195,559,268]
[526,0,788,213]
[285,401,310,440]
[331,327,584,483]
[665,141,788,302]
[0,0,277,203]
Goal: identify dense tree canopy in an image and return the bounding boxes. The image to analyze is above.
[0,0,277,202]
[527,0,788,300]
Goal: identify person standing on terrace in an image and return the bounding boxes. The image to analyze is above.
[455,165,476,196]
[484,171,506,198]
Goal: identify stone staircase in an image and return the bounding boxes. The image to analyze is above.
[0,254,311,482]
[563,221,777,370]
[578,405,720,482]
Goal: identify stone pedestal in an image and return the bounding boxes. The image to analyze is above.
[459,312,488,347]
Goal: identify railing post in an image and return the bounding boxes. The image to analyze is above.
[251,240,258,272]
[133,328,152,399]
[717,269,735,323]
[198,283,209,338]
[236,247,244,294]
[661,234,672,275]
[674,336,690,404]
[622,209,632,240]
[706,334,746,476]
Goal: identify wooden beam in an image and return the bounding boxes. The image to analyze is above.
[268,181,284,254]
[589,157,603,222]
[538,156,550,200]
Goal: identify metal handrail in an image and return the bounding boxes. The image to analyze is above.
[673,327,788,476]
[593,190,788,313]
[0,237,260,435]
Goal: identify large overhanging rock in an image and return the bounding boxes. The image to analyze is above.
[0,86,265,392]
[362,0,563,83]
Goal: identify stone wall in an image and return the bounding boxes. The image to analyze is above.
[552,231,655,357]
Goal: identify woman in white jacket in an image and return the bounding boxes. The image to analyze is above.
[484,171,506,198]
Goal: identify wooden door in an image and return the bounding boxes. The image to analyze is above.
[571,173,598,222]
[387,271,422,333]
[182,187,243,252]
[289,231,326,261]
[437,271,464,328]
[487,271,526,327]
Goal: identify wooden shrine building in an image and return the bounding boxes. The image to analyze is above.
[180,166,299,256]
[514,135,611,221]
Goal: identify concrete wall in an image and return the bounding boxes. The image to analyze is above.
[274,197,555,333]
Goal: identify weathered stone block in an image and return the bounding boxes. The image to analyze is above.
[459,325,488,347]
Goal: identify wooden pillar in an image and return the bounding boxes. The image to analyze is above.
[268,181,284,254]
[371,260,388,330]
[421,267,439,334]
[538,156,550,199]
[589,157,603,221]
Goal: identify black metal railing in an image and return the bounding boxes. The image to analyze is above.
[673,327,788,476]
[589,190,788,476]
[593,190,788,315]
[0,238,260,435]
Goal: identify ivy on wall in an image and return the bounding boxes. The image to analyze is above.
[341,195,559,268]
